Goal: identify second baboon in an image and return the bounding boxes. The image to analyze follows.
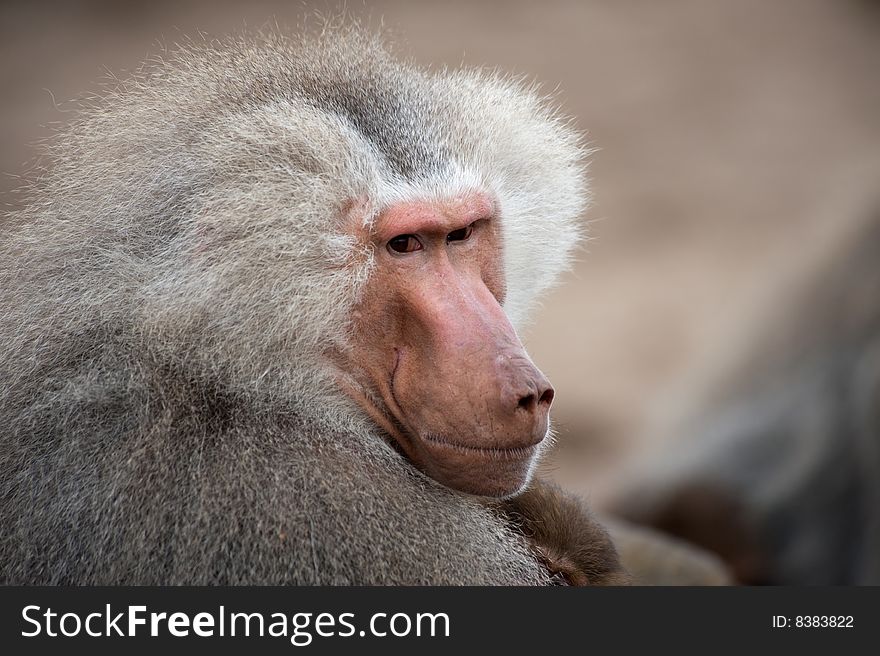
[611,210,880,584]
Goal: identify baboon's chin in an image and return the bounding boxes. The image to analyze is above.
[408,435,543,498]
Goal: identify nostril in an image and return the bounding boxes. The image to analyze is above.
[517,393,536,411]
[515,385,554,413]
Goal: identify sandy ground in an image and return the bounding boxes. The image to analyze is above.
[2,0,879,506]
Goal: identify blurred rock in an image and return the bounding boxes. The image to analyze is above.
[605,517,733,586]
[608,211,880,584]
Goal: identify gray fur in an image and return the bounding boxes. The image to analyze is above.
[0,27,587,584]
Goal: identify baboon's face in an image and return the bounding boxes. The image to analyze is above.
[340,191,554,497]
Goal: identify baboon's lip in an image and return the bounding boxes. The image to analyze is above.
[420,432,544,458]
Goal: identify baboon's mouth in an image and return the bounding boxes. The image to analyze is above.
[420,431,545,458]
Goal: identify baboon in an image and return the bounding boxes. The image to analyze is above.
[0,27,628,585]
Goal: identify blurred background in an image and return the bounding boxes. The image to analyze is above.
[2,0,878,584]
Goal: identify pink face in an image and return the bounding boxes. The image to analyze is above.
[339,192,554,497]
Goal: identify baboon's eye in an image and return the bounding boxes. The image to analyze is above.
[446,223,474,243]
[387,234,423,254]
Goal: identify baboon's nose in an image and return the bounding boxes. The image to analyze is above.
[517,385,555,413]
[505,368,554,416]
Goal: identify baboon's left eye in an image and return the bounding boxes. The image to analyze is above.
[446,224,473,243]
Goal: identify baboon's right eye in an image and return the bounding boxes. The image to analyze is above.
[387,234,423,254]
[446,223,474,243]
